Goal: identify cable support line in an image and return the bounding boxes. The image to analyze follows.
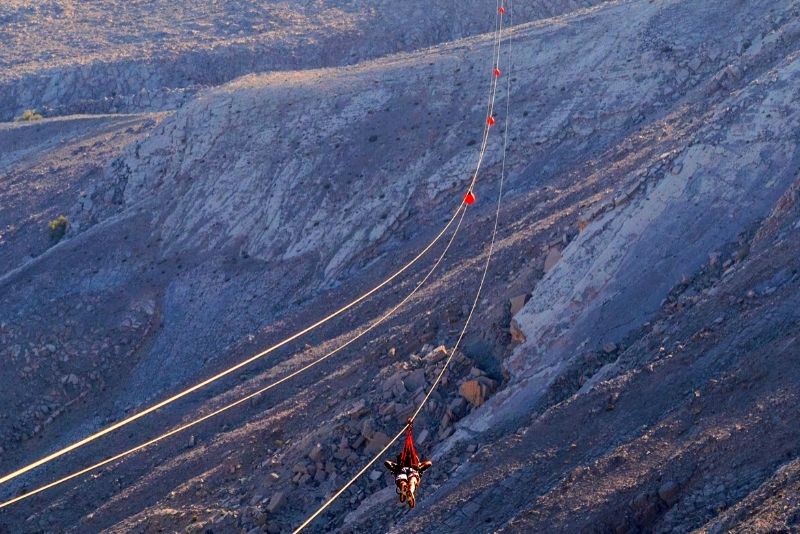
[0,204,469,509]
[0,204,462,490]
[293,2,512,530]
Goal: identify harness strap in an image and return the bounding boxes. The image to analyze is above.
[399,419,420,468]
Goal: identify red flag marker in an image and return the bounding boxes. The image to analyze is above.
[499,6,506,15]
[464,191,476,205]
[494,67,502,78]
[487,116,496,126]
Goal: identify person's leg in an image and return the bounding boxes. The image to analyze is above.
[396,474,408,502]
[407,474,419,508]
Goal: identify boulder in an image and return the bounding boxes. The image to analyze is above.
[468,366,485,378]
[449,397,468,419]
[509,293,529,315]
[292,462,308,474]
[364,431,390,454]
[266,491,285,513]
[379,402,398,416]
[308,443,324,463]
[459,380,487,407]
[394,403,413,420]
[403,369,426,392]
[382,371,405,397]
[425,346,448,363]
[360,419,375,440]
[352,435,366,450]
[475,375,498,392]
[348,399,368,419]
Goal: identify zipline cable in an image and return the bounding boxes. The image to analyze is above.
[0,210,463,490]
[293,2,513,530]
[0,8,502,488]
[0,202,469,510]
[0,0,507,504]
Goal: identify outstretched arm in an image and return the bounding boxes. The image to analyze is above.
[384,460,399,473]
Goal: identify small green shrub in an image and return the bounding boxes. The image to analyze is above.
[17,109,43,122]
[48,215,68,242]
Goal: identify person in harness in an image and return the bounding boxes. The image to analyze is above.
[384,418,432,508]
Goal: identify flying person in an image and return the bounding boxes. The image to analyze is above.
[384,419,432,508]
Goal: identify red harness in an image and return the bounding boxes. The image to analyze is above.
[399,422,420,468]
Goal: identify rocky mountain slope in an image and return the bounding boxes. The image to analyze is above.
[1,0,799,533]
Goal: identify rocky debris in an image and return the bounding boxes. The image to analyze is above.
[382,372,408,400]
[360,419,375,441]
[334,437,353,461]
[348,399,369,420]
[424,346,448,364]
[265,492,285,514]
[308,443,324,463]
[448,397,468,420]
[459,380,488,408]
[403,369,427,392]
[365,432,391,454]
